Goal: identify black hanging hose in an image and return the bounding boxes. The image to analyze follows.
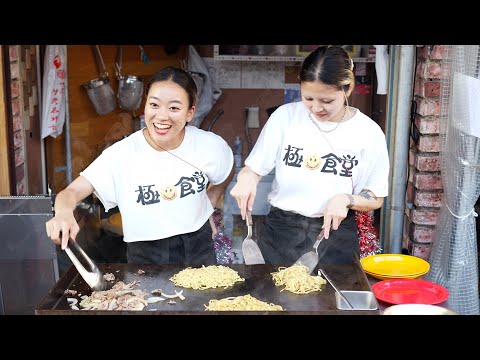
[245,108,253,153]
[207,109,224,132]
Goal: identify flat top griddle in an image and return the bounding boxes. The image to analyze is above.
[36,259,379,315]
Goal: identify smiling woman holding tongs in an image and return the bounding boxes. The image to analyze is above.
[230,46,389,266]
[46,66,234,265]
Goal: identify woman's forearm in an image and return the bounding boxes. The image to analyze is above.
[54,176,95,215]
[345,190,384,212]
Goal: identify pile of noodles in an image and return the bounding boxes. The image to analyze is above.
[271,264,326,294]
[204,294,283,311]
[170,265,245,290]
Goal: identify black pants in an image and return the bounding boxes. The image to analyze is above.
[126,220,216,265]
[258,206,359,266]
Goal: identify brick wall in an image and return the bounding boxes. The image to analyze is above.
[404,45,444,260]
[7,45,40,195]
[8,45,26,195]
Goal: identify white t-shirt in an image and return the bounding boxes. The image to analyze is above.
[245,101,389,218]
[80,126,234,242]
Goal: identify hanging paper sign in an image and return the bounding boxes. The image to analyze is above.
[41,45,67,139]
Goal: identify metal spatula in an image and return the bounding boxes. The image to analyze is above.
[242,210,266,265]
[293,229,325,274]
[64,238,107,291]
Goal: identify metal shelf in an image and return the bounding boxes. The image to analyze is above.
[213,45,375,63]
[214,55,375,63]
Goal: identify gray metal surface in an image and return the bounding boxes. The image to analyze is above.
[0,195,52,214]
[36,257,379,315]
[0,281,4,314]
[0,260,58,314]
[0,196,59,314]
[0,212,56,260]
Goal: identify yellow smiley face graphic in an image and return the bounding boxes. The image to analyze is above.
[160,185,177,201]
[304,154,321,170]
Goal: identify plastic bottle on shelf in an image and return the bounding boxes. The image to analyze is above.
[233,135,243,167]
[231,216,244,264]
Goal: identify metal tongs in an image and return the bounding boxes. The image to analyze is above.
[64,239,107,291]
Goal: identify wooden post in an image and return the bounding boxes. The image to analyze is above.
[0,45,11,195]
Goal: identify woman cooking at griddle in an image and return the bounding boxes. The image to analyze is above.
[230,45,389,265]
[46,66,234,265]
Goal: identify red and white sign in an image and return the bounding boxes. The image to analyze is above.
[41,45,67,139]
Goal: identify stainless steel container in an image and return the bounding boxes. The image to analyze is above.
[117,75,144,111]
[335,290,378,310]
[82,76,116,115]
[116,45,144,111]
[82,45,116,115]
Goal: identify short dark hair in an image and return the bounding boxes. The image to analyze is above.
[145,66,197,108]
